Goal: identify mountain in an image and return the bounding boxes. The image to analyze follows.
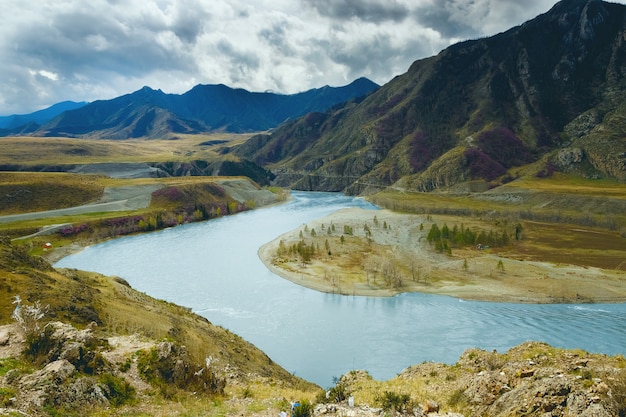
[0,101,87,131]
[32,78,379,139]
[235,0,626,194]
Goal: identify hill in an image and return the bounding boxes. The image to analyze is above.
[235,0,626,194]
[16,78,378,139]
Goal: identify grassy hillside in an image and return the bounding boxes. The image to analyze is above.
[0,172,105,215]
[0,236,319,416]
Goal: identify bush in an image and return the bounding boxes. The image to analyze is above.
[292,400,313,417]
[99,373,136,406]
[317,380,349,404]
[137,343,226,396]
[11,295,48,337]
[376,391,413,414]
[0,387,16,407]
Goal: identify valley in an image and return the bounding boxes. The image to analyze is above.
[0,1,625,415]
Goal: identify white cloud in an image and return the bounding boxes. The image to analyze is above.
[0,0,624,115]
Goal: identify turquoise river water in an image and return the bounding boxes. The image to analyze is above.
[55,191,626,387]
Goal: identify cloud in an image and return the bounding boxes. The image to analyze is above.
[0,0,624,115]
[304,0,410,23]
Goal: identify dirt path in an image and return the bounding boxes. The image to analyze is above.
[258,207,626,303]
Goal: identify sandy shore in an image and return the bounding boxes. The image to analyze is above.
[44,205,626,304]
[258,207,626,303]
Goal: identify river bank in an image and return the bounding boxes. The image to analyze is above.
[258,207,626,303]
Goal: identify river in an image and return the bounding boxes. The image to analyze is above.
[55,191,626,387]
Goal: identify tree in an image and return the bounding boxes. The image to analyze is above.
[441,223,450,239]
[497,259,505,273]
[277,240,287,257]
[427,224,441,242]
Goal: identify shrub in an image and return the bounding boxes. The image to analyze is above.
[318,380,349,404]
[292,400,313,417]
[137,344,225,396]
[376,391,413,414]
[100,373,136,406]
[23,324,56,366]
[11,295,48,336]
[11,296,56,365]
[0,387,16,407]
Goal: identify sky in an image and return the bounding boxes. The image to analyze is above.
[1,0,624,115]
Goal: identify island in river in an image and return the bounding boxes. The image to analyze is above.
[258,207,626,304]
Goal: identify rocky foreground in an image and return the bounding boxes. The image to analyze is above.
[0,318,624,417]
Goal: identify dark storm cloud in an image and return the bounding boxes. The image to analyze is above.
[304,0,410,23]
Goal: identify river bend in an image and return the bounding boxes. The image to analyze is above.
[55,192,626,387]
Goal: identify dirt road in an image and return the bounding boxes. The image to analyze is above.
[0,184,164,224]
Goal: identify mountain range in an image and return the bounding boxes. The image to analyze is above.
[235,0,626,193]
[0,78,379,139]
[3,0,625,195]
[0,101,87,131]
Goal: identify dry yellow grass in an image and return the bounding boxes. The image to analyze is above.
[260,206,626,303]
[0,134,253,165]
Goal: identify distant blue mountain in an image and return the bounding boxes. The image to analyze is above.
[0,101,88,129]
[35,78,379,138]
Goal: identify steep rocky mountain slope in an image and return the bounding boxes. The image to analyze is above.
[25,78,378,139]
[236,0,626,194]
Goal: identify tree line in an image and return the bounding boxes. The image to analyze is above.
[426,222,520,253]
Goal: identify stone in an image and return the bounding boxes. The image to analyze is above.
[422,400,439,414]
